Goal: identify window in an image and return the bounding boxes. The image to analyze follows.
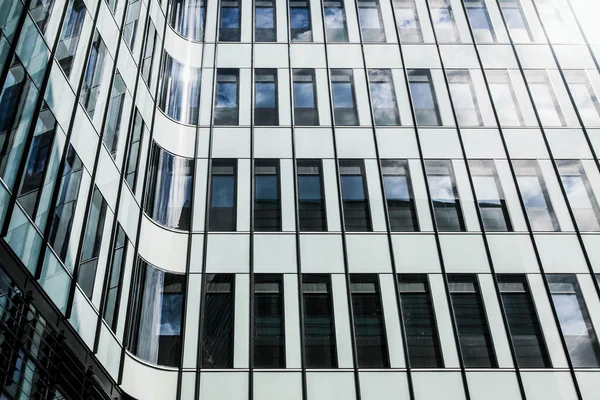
[498,275,550,368]
[486,70,524,126]
[297,160,326,231]
[350,275,389,368]
[369,69,400,126]
[557,160,600,231]
[254,275,285,368]
[81,31,108,119]
[123,0,141,49]
[129,260,185,367]
[470,160,512,232]
[255,69,278,126]
[293,69,319,125]
[340,160,371,232]
[499,0,532,42]
[408,70,441,126]
[564,70,600,126]
[29,0,56,34]
[141,22,157,86]
[525,70,566,127]
[430,0,459,43]
[331,69,358,126]
[290,1,312,41]
[358,0,385,42]
[124,110,145,192]
[215,69,239,125]
[302,274,337,368]
[254,160,281,231]
[448,275,497,368]
[465,0,496,42]
[513,160,559,231]
[170,0,205,41]
[324,1,348,42]
[393,0,422,43]
[382,160,417,231]
[535,0,573,43]
[102,225,128,331]
[548,275,600,367]
[56,0,86,77]
[219,0,240,41]
[103,73,127,158]
[255,0,276,41]
[209,159,237,231]
[202,274,235,368]
[159,53,201,125]
[145,144,194,230]
[77,187,108,298]
[107,0,118,13]
[398,274,443,368]
[16,106,56,219]
[48,146,84,264]
[425,160,465,232]
[447,70,483,126]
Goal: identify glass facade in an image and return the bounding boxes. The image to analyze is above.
[3,0,600,399]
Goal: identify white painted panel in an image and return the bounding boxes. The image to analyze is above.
[205,234,250,273]
[359,372,409,400]
[254,372,302,400]
[346,235,392,273]
[306,372,355,400]
[412,371,465,400]
[391,234,441,273]
[153,110,196,158]
[534,234,588,273]
[138,215,188,273]
[429,275,460,367]
[466,372,521,400]
[521,372,578,400]
[486,234,539,273]
[200,372,249,400]
[254,234,297,273]
[440,235,489,273]
[478,275,513,368]
[284,275,302,368]
[234,275,250,368]
[122,354,178,400]
[375,128,420,159]
[211,127,251,158]
[379,274,405,367]
[331,275,354,368]
[300,234,345,273]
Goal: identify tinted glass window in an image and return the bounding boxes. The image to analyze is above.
[425,160,465,232]
[324,1,348,42]
[254,275,285,368]
[297,160,326,231]
[408,70,441,126]
[103,226,128,331]
[141,22,157,85]
[513,160,559,232]
[302,274,337,368]
[525,70,566,127]
[293,69,319,125]
[499,0,532,42]
[564,70,600,126]
[394,0,422,43]
[56,0,86,77]
[369,69,400,126]
[104,73,127,158]
[202,274,235,368]
[340,160,371,231]
[255,0,276,41]
[125,110,145,192]
[486,70,524,126]
[255,160,281,231]
[81,31,108,118]
[170,0,205,41]
[447,70,483,126]
[358,0,385,42]
[159,53,201,124]
[123,0,141,48]
[215,69,239,125]
[332,69,358,126]
[470,160,512,232]
[430,0,458,42]
[382,160,417,231]
[557,160,600,231]
[465,0,496,42]
[219,1,240,41]
[290,1,312,41]
[255,69,278,125]
[209,160,237,231]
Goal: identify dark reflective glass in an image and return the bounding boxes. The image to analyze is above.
[170,0,205,41]
[159,53,201,124]
[382,160,417,231]
[202,274,235,368]
[293,69,318,125]
[303,274,337,368]
[408,70,441,126]
[215,69,239,125]
[332,70,358,126]
[255,69,278,125]
[56,0,86,77]
[297,160,326,231]
[254,275,285,368]
[498,275,550,368]
[104,73,127,158]
[123,0,141,48]
[209,160,237,231]
[219,2,240,41]
[369,70,400,125]
[125,110,145,192]
[145,144,194,230]
[290,1,312,41]
[514,160,559,232]
[340,160,371,231]
[255,1,276,41]
[29,0,56,33]
[254,160,281,231]
[350,275,389,368]
[77,187,108,298]
[103,226,128,331]
[129,260,185,367]
[324,2,348,42]
[449,275,497,368]
[141,22,157,85]
[470,160,512,232]
[398,274,443,368]
[425,160,465,232]
[81,31,108,118]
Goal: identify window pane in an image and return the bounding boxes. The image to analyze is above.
[408,70,441,126]
[159,53,201,125]
[254,275,285,368]
[210,160,237,231]
[557,160,600,231]
[430,0,458,42]
[56,0,86,77]
[358,0,385,42]
[80,31,108,119]
[369,69,400,126]
[298,160,326,231]
[525,70,566,127]
[103,226,127,331]
[470,160,512,231]
[123,0,142,48]
[324,2,348,42]
[202,274,235,368]
[293,70,319,125]
[487,70,524,126]
[219,2,240,41]
[125,110,145,191]
[425,160,464,232]
[499,0,532,42]
[548,275,600,367]
[103,73,127,158]
[170,0,205,41]
[303,275,337,368]
[255,1,276,41]
[340,160,371,231]
[130,261,185,367]
[255,69,278,125]
[215,70,239,125]
[144,144,194,230]
[448,70,483,126]
[564,70,600,126]
[394,0,422,43]
[498,275,550,368]
[332,70,358,126]
[465,0,496,42]
[382,160,417,231]
[449,275,497,368]
[350,275,389,368]
[398,274,443,367]
[290,2,312,41]
[255,160,281,231]
[514,160,559,231]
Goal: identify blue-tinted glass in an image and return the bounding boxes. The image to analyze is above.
[410,82,435,109]
[384,176,409,200]
[256,175,278,199]
[294,82,315,108]
[333,83,354,108]
[291,8,310,28]
[359,8,380,29]
[325,7,344,28]
[342,176,365,200]
[467,7,491,30]
[504,8,526,29]
[371,82,396,109]
[256,7,274,28]
[160,293,183,335]
[217,82,237,107]
[211,176,235,207]
[256,82,276,107]
[221,7,239,28]
[299,175,322,201]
